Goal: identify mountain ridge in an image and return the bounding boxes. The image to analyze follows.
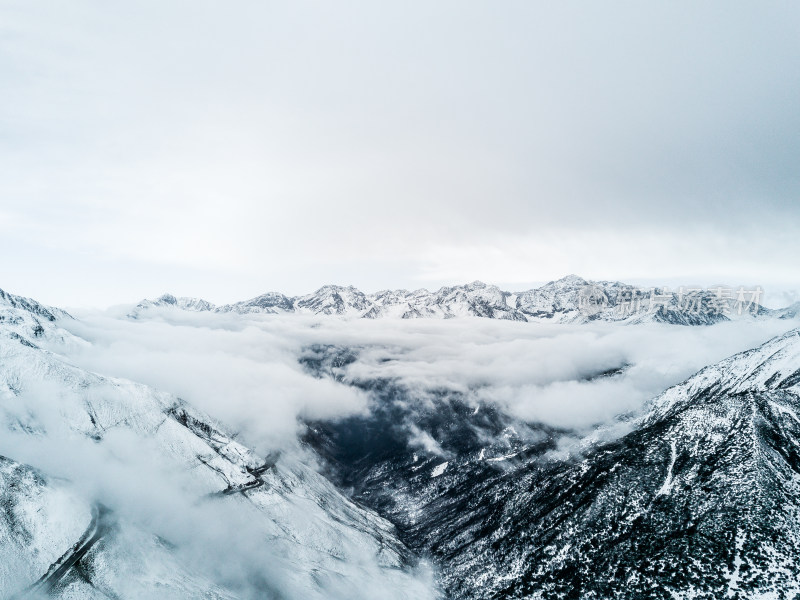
[130,275,778,325]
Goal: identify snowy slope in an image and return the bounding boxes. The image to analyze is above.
[0,287,75,344]
[0,292,437,599]
[0,457,238,599]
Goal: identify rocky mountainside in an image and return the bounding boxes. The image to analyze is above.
[303,329,800,599]
[0,292,435,599]
[130,275,777,325]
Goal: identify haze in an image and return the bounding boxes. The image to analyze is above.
[1,1,799,306]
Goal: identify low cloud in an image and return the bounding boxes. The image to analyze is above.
[59,309,372,452]
[59,309,795,438]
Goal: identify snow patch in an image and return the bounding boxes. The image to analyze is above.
[431,462,449,478]
[657,440,677,496]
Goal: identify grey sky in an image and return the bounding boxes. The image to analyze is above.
[1,1,799,307]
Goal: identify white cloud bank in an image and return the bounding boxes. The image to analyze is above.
[58,309,797,441]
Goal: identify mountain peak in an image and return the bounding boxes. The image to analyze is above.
[550,273,588,286]
[156,293,178,305]
[130,294,215,317]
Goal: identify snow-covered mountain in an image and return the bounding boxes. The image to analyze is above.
[303,328,800,599]
[0,291,436,599]
[0,287,74,343]
[777,301,800,321]
[366,281,527,321]
[7,281,800,599]
[133,293,215,313]
[219,291,296,314]
[130,275,779,325]
[513,274,740,324]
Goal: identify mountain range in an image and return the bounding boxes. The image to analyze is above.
[2,282,800,598]
[131,275,778,326]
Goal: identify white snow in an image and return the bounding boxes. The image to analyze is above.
[725,530,745,597]
[656,440,677,496]
[486,452,519,463]
[431,462,449,478]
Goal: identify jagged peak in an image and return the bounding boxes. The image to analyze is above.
[132,294,215,314]
[310,284,362,294]
[433,281,492,295]
[544,274,588,287]
[239,291,293,303]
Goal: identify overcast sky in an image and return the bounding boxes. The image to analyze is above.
[1,1,799,307]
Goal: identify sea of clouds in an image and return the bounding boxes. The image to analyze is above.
[60,308,796,448]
